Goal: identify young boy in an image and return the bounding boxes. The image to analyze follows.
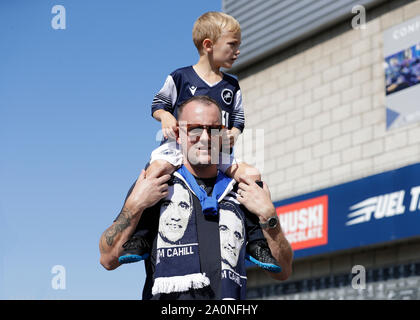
[119,12,281,272]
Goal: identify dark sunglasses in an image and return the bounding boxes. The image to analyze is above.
[183,124,226,138]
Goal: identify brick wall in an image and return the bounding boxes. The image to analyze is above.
[235,0,420,203]
[235,1,420,294]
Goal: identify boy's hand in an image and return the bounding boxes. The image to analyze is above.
[161,112,178,140]
[226,127,241,148]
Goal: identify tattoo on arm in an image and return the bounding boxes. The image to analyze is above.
[103,207,132,247]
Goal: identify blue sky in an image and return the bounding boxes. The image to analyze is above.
[0,0,221,299]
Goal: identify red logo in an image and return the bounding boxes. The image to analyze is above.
[276,195,328,250]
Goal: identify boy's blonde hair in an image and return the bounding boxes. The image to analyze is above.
[192,12,241,52]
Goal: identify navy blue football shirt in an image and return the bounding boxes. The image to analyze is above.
[151,66,245,132]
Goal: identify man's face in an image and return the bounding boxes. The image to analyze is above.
[212,30,241,69]
[159,183,192,244]
[219,209,244,269]
[177,101,223,167]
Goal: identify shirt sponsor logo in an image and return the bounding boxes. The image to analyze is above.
[276,195,328,250]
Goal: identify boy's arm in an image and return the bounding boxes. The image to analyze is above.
[226,126,241,148]
[230,89,245,133]
[152,109,178,140]
[151,74,178,140]
[224,88,243,148]
[151,75,177,118]
[152,109,170,122]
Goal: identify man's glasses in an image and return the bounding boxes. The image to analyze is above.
[182,124,226,140]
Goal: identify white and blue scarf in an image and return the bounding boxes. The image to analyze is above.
[151,166,247,299]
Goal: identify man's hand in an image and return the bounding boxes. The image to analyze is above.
[236,176,276,222]
[125,169,170,215]
[237,177,293,281]
[99,169,170,270]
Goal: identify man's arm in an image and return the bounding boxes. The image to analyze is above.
[99,206,140,270]
[256,207,293,281]
[99,169,170,270]
[236,177,293,281]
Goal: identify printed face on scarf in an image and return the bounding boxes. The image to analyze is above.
[159,181,193,245]
[219,208,245,269]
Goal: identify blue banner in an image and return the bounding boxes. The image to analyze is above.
[273,162,420,259]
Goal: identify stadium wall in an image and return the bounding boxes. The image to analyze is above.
[224,0,420,299]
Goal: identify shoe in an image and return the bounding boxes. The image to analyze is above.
[118,236,150,264]
[245,240,282,273]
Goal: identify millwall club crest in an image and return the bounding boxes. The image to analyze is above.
[221,89,233,105]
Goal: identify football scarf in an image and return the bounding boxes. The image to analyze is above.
[151,168,247,299]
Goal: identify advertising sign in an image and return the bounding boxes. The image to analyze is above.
[273,163,420,259]
[384,15,420,130]
[276,195,328,251]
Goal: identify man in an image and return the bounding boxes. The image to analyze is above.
[99,95,293,299]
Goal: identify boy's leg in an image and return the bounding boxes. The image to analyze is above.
[220,155,282,272]
[225,162,261,183]
[227,163,282,273]
[244,208,282,273]
[245,204,265,243]
[145,159,177,177]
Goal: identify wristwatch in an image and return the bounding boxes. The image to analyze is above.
[259,215,279,229]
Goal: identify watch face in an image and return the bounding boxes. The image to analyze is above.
[268,216,278,228]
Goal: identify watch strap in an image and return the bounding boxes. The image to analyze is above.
[259,215,279,229]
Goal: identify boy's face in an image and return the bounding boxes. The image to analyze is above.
[211,30,241,69]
